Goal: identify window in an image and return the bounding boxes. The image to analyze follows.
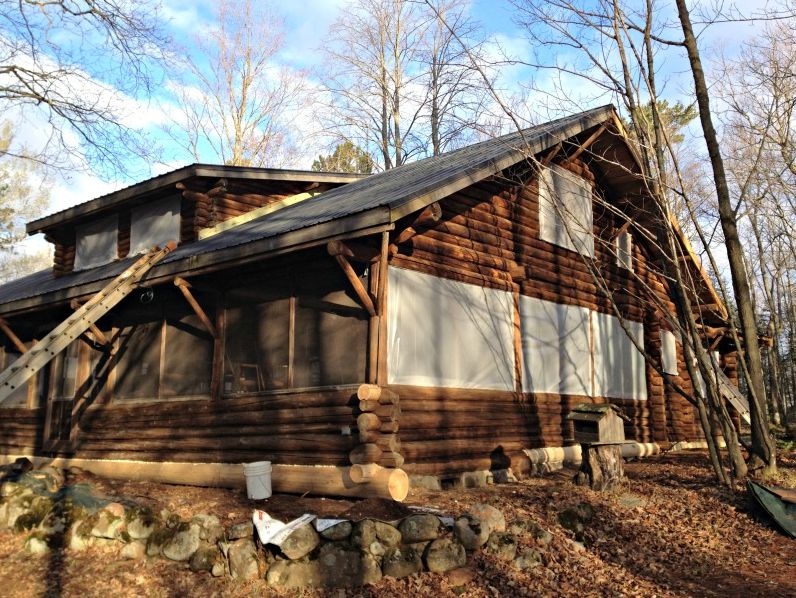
[130,196,181,255]
[75,215,118,270]
[592,311,647,400]
[223,268,369,394]
[519,296,591,395]
[387,267,515,391]
[660,329,678,375]
[616,231,633,270]
[539,165,594,256]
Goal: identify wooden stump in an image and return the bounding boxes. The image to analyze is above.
[574,443,623,491]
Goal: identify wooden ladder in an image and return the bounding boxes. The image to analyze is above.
[0,243,175,405]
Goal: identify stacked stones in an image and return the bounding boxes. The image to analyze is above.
[0,461,552,589]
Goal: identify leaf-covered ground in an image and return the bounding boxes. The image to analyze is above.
[0,450,794,598]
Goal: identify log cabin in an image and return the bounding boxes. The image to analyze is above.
[0,105,739,499]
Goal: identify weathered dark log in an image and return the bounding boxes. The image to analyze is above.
[573,443,624,491]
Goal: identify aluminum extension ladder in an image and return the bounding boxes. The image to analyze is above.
[0,242,175,404]
[715,368,751,425]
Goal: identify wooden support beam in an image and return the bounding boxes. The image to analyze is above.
[69,300,110,347]
[569,123,607,161]
[389,202,443,254]
[174,277,218,338]
[0,318,27,354]
[328,245,377,317]
[540,142,562,166]
[327,240,380,263]
[613,220,631,240]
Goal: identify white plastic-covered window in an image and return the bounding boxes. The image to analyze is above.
[592,311,647,400]
[387,267,515,390]
[616,231,633,270]
[74,215,118,270]
[519,296,591,395]
[539,164,594,257]
[130,196,181,255]
[660,329,679,375]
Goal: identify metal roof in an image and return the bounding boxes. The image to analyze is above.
[1,105,616,314]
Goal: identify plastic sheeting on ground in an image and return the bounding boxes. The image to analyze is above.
[387,267,515,391]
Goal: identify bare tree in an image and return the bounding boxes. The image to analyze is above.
[165,0,306,167]
[0,0,169,175]
[676,0,777,472]
[420,0,491,155]
[318,0,427,170]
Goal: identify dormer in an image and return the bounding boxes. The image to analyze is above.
[27,165,365,277]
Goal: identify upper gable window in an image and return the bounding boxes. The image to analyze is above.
[538,164,594,257]
[616,230,633,270]
[74,214,118,270]
[130,196,181,255]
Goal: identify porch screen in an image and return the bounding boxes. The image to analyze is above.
[0,346,28,407]
[74,215,118,270]
[519,296,591,395]
[115,321,162,399]
[294,282,368,388]
[387,267,515,390]
[224,293,291,393]
[130,196,181,255]
[591,311,647,400]
[162,312,214,397]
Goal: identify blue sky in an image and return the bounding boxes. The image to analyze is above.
[12,0,775,255]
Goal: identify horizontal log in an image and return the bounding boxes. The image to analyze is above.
[349,443,382,465]
[357,384,398,405]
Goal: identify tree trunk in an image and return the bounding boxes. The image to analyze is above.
[676,0,776,473]
[574,444,624,491]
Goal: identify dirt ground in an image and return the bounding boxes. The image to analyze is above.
[0,450,794,598]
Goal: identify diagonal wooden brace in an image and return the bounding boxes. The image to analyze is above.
[174,277,218,338]
[328,242,377,317]
[0,318,27,354]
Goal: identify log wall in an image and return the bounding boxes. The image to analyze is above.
[390,157,705,473]
[51,388,360,465]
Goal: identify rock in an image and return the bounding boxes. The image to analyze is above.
[267,559,322,588]
[454,503,506,551]
[514,548,542,570]
[409,475,442,491]
[351,519,377,549]
[447,566,476,587]
[492,469,518,484]
[190,544,222,573]
[127,515,157,540]
[280,523,320,560]
[228,538,259,580]
[192,514,223,543]
[485,531,517,561]
[25,534,50,555]
[227,521,253,540]
[317,543,381,586]
[37,512,66,536]
[425,538,466,573]
[398,514,441,543]
[382,546,423,579]
[121,541,146,560]
[68,522,92,551]
[103,502,126,519]
[558,502,594,540]
[319,521,352,541]
[211,562,226,577]
[90,511,125,540]
[508,519,553,545]
[374,521,401,547]
[162,523,201,562]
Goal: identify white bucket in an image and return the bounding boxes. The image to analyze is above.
[243,461,272,500]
